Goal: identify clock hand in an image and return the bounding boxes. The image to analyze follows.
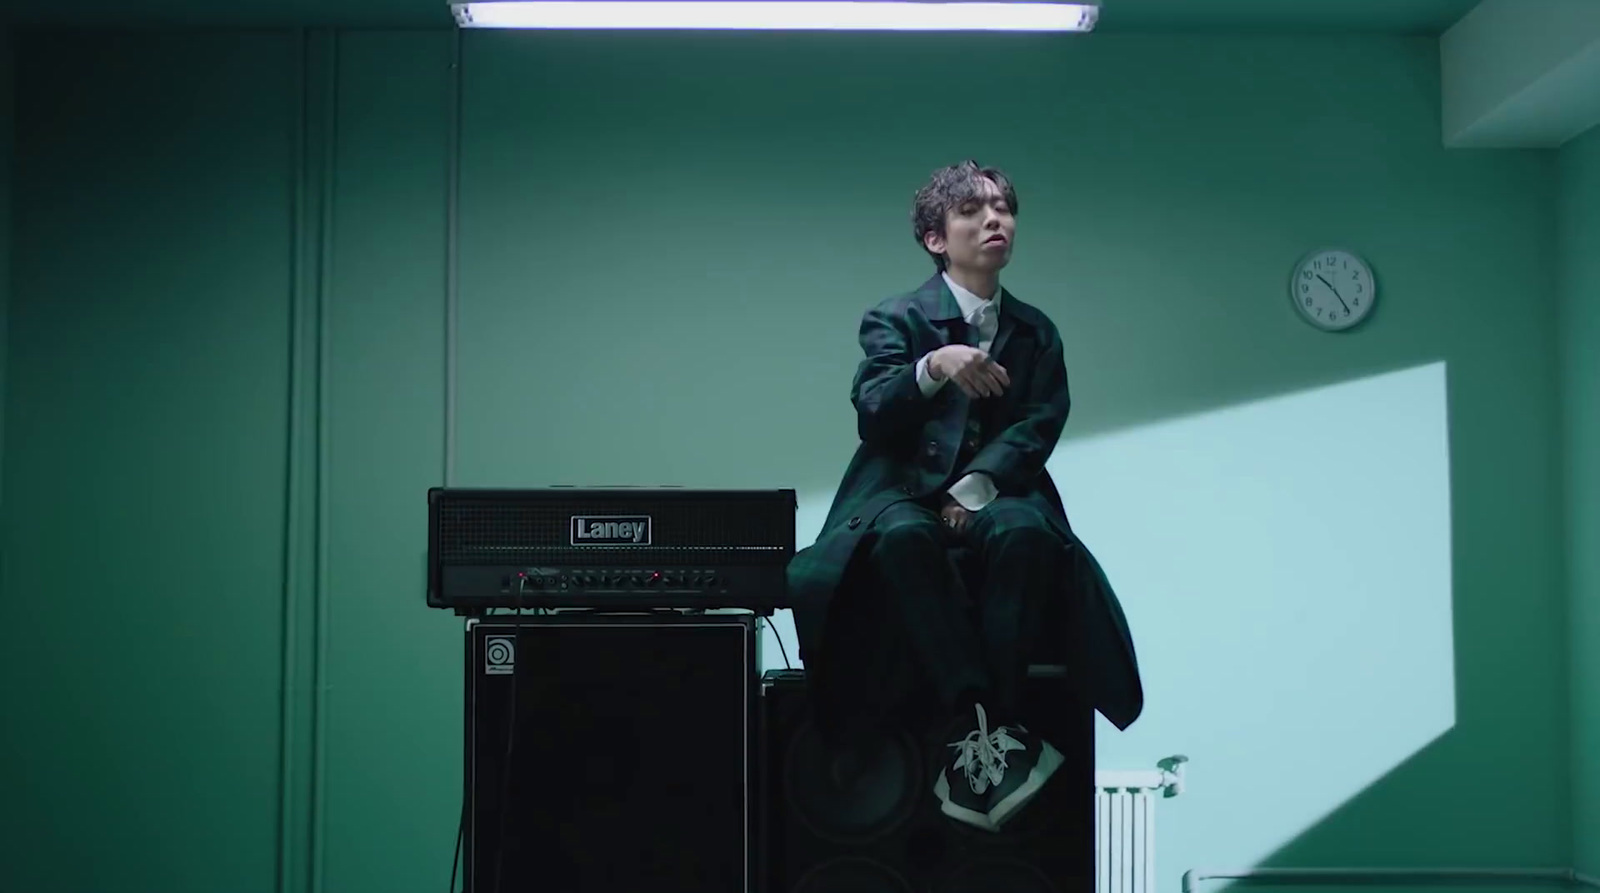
[1316,274,1350,313]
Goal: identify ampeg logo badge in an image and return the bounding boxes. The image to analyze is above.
[570,515,652,546]
[484,635,515,675]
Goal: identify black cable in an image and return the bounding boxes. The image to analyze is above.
[447,796,465,893]
[769,616,794,670]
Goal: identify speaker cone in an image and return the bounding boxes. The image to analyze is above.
[932,858,1059,893]
[792,855,914,893]
[784,721,922,845]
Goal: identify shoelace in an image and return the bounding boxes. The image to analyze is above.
[946,703,1026,795]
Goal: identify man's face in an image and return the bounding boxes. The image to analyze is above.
[924,177,1015,273]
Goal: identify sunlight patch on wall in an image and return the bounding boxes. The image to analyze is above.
[1045,360,1456,876]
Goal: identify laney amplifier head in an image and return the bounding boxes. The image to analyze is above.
[426,486,796,615]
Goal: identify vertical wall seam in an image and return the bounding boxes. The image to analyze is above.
[309,27,339,893]
[0,27,12,524]
[276,26,312,893]
[1556,149,1579,872]
[445,27,462,488]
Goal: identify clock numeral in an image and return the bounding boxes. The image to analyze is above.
[1354,283,1363,294]
[1304,296,1313,307]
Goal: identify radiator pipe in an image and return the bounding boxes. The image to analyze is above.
[1183,868,1600,892]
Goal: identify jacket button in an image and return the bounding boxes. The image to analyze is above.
[925,441,939,456]
[848,517,861,529]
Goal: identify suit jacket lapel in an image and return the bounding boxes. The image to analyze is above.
[931,275,963,321]
[989,286,1019,360]
[913,274,971,347]
[916,273,1019,355]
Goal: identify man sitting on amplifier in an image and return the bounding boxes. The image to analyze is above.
[787,160,1143,834]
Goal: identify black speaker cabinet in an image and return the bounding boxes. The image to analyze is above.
[759,668,1094,893]
[465,612,758,893]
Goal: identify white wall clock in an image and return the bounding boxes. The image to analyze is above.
[1290,247,1376,332]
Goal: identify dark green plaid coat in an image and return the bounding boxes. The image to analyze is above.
[787,274,1144,732]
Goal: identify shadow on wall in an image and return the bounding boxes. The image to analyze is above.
[766,360,1457,891]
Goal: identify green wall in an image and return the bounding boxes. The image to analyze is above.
[1561,123,1600,879]
[0,26,1586,893]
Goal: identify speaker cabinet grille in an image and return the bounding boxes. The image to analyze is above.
[467,614,756,893]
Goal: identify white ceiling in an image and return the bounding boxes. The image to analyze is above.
[0,0,1485,31]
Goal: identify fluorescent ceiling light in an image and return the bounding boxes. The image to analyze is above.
[451,1,1101,32]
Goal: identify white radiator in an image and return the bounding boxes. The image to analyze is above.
[1094,757,1188,893]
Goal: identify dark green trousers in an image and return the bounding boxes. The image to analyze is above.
[864,493,1059,722]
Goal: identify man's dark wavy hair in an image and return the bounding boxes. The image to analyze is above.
[911,160,1019,271]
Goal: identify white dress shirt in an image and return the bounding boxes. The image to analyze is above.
[911,272,1002,513]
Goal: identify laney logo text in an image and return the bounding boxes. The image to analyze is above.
[570,516,651,546]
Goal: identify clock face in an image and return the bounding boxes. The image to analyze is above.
[1291,248,1376,332]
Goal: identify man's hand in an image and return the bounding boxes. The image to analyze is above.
[940,495,973,536]
[929,345,1009,399]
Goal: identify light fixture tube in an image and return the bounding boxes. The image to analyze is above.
[451,1,1100,32]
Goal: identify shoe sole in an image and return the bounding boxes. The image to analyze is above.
[933,771,998,832]
[987,740,1064,828]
